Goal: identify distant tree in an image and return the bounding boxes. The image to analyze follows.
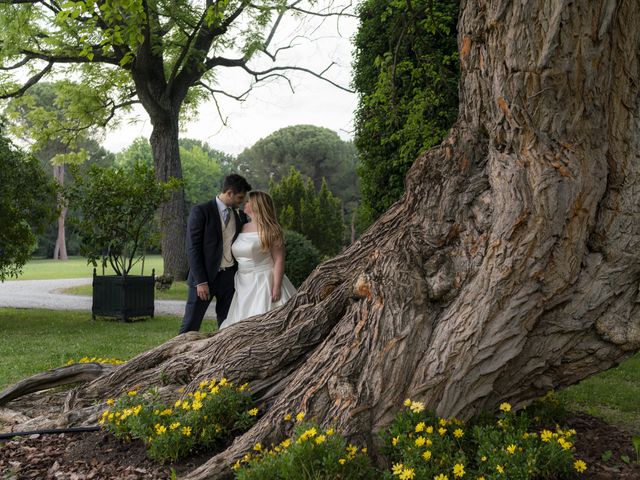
[0,127,57,280]
[283,230,321,288]
[236,125,359,211]
[4,82,106,260]
[116,137,229,206]
[269,167,344,257]
[353,0,459,223]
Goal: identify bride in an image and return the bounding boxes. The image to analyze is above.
[219,190,296,329]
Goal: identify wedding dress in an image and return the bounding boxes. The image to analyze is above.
[219,232,296,329]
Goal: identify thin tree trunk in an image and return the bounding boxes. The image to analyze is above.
[149,115,188,280]
[52,164,67,260]
[4,1,640,479]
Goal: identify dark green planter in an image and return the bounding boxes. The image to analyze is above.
[92,269,155,322]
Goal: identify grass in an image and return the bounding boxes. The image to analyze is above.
[558,351,640,434]
[11,255,165,280]
[0,308,218,390]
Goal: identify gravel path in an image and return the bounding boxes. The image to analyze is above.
[0,278,216,319]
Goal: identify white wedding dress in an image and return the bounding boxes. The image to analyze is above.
[219,232,296,329]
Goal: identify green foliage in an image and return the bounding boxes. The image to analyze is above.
[353,0,459,224]
[381,400,586,480]
[65,163,179,275]
[283,230,321,287]
[235,125,359,212]
[0,130,57,280]
[270,167,344,257]
[101,378,257,463]
[234,421,376,480]
[115,137,230,206]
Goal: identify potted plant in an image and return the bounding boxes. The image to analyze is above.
[66,163,178,322]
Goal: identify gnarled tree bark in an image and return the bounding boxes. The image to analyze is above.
[4,0,640,478]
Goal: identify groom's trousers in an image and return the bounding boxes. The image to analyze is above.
[179,268,236,333]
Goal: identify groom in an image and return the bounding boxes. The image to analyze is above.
[179,174,252,333]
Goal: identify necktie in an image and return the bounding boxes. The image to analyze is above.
[224,207,231,227]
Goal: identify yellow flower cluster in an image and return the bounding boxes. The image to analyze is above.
[67,356,125,365]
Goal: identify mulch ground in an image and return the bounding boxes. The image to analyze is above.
[1,412,639,479]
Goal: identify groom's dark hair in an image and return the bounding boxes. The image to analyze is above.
[222,174,252,194]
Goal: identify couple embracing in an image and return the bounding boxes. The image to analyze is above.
[178,174,296,334]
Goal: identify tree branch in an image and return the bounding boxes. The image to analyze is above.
[242,62,353,93]
[196,81,252,102]
[0,62,52,99]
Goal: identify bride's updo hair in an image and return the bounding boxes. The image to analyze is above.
[248,191,284,251]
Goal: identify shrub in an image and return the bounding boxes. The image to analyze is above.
[234,418,376,480]
[284,229,321,287]
[382,399,587,480]
[100,378,257,462]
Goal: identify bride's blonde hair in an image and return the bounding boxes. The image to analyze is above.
[249,191,284,251]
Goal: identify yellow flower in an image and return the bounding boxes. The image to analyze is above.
[339,458,346,465]
[362,448,367,453]
[239,382,249,391]
[399,468,415,480]
[558,438,573,450]
[284,413,292,421]
[454,428,464,438]
[392,463,404,475]
[439,418,447,426]
[176,387,185,393]
[415,436,426,447]
[541,430,553,442]
[253,442,262,452]
[160,408,173,416]
[181,401,191,411]
[106,399,115,406]
[415,422,426,433]
[232,460,241,471]
[248,408,258,416]
[426,425,434,434]
[426,438,433,447]
[296,411,306,422]
[499,402,511,412]
[326,427,335,436]
[477,477,485,480]
[174,400,182,408]
[199,380,209,388]
[439,427,447,436]
[155,424,167,435]
[574,459,587,473]
[170,422,181,430]
[346,444,358,458]
[422,450,432,461]
[182,426,191,436]
[209,385,220,395]
[219,377,228,386]
[453,463,465,478]
[280,439,291,448]
[434,475,449,480]
[315,435,326,445]
[506,444,517,454]
[392,436,400,446]
[192,400,203,411]
[404,398,412,407]
[127,390,138,397]
[410,401,425,413]
[496,465,504,474]
[480,456,487,462]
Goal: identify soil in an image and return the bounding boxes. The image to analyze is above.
[1,412,639,479]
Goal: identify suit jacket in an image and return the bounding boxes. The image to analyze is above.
[185,200,245,287]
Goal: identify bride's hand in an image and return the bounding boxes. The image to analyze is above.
[271,287,281,302]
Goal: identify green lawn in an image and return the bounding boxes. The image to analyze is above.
[12,255,165,280]
[558,351,640,433]
[0,308,218,390]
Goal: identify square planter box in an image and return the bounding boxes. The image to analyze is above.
[92,269,155,322]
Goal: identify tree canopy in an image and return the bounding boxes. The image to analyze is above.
[352,0,459,223]
[235,124,359,211]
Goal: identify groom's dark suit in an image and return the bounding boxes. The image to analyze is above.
[179,200,245,333]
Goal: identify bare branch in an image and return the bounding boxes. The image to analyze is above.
[241,62,353,93]
[20,48,120,66]
[0,62,52,99]
[196,81,252,102]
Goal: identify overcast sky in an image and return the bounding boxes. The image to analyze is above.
[103,7,360,155]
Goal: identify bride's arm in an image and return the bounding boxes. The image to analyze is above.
[270,243,285,302]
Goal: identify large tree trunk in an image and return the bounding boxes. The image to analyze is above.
[149,114,188,280]
[52,164,68,260]
[5,1,640,478]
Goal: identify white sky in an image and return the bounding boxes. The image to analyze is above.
[103,7,360,155]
